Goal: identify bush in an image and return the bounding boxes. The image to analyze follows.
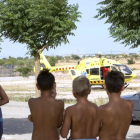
[127,58,135,64]
[15,67,33,77]
[71,54,81,60]
[45,56,58,66]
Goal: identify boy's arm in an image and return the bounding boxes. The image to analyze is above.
[57,101,64,128]
[93,107,103,138]
[0,86,9,106]
[60,107,71,138]
[28,98,34,122]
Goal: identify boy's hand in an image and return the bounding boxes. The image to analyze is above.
[28,114,33,122]
[0,85,9,106]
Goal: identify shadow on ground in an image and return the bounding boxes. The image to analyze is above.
[91,86,103,90]
[131,121,140,126]
[3,118,33,135]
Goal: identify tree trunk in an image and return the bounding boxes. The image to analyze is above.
[34,52,40,97]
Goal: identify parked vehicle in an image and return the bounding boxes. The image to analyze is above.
[121,93,140,121]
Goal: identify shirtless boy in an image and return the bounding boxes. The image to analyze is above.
[93,71,134,140]
[28,69,64,140]
[61,76,97,140]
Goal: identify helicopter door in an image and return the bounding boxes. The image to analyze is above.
[86,69,90,79]
[89,67,100,81]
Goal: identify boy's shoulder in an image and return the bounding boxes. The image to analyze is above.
[97,103,110,114]
[122,99,134,109]
[55,99,64,107]
[65,104,76,113]
[28,97,37,103]
[89,101,98,109]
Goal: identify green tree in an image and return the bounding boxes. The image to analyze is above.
[71,54,81,60]
[64,56,71,60]
[56,55,63,60]
[15,67,33,77]
[17,60,25,66]
[127,57,135,65]
[6,56,17,65]
[17,57,24,60]
[45,56,58,66]
[0,59,6,65]
[0,0,81,95]
[95,0,140,48]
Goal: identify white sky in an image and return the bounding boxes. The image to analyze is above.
[0,0,139,58]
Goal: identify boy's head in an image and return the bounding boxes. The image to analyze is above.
[73,76,90,97]
[104,71,124,94]
[37,69,55,91]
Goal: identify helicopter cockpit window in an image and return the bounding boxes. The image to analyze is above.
[113,64,132,75]
[90,68,99,75]
[111,66,118,71]
[86,69,89,74]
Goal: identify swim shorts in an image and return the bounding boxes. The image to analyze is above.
[0,107,3,139]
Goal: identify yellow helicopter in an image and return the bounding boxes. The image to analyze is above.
[39,53,136,85]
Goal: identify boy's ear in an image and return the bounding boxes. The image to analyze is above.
[36,83,40,90]
[121,84,125,91]
[103,84,106,90]
[88,89,91,94]
[53,82,56,89]
[73,91,77,98]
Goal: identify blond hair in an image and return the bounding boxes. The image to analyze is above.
[73,76,90,97]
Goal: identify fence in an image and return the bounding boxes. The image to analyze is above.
[0,65,34,77]
[0,65,15,77]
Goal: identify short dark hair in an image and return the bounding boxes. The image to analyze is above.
[37,69,55,91]
[105,71,124,93]
[73,76,90,97]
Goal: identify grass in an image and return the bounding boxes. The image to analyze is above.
[2,85,35,91]
[8,92,109,106]
[57,88,72,92]
[7,93,36,102]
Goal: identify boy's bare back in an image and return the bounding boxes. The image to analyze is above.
[29,96,64,140]
[61,76,98,139]
[93,71,134,140]
[61,101,97,139]
[94,99,133,140]
[28,69,64,140]
[65,101,97,139]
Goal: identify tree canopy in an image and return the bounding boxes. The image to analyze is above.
[0,0,81,56]
[0,0,81,95]
[95,0,140,48]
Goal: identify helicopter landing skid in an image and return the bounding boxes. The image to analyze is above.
[124,83,129,89]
